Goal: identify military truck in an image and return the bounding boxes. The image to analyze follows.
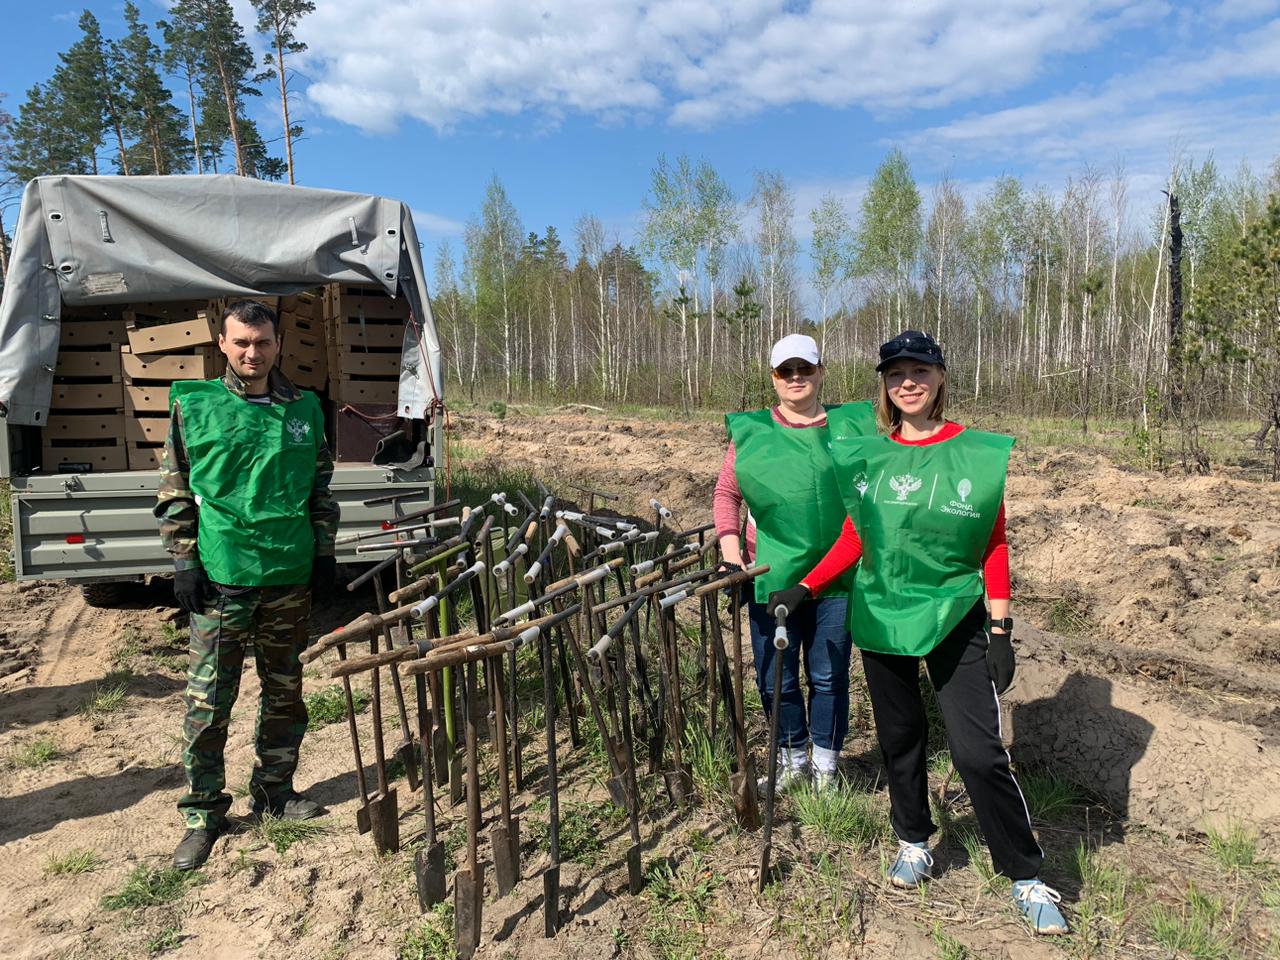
[0,175,444,605]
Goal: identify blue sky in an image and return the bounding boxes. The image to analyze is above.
[4,0,1280,264]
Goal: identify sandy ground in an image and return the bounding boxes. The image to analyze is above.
[1,407,1278,959]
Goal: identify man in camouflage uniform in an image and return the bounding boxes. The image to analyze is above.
[155,299,340,871]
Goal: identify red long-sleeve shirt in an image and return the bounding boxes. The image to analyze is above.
[800,421,1010,599]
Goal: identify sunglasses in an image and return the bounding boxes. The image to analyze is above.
[773,362,818,378]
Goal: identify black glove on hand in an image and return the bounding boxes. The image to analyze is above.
[767,585,811,620]
[174,567,211,615]
[310,555,337,596]
[718,561,744,575]
[985,627,1016,694]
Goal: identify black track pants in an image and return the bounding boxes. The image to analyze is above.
[860,601,1043,880]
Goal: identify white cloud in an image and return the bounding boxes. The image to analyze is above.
[410,208,466,238]
[297,0,1162,133]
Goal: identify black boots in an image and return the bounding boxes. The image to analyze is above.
[173,828,218,870]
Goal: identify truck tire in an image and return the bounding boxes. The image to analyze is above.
[80,582,127,608]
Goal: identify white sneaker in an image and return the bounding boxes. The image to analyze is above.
[757,745,810,795]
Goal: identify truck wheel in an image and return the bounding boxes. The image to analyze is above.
[80,582,126,608]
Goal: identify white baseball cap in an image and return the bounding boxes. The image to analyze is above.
[770,334,821,369]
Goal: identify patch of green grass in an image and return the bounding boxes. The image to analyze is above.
[1045,593,1094,637]
[45,848,104,876]
[399,900,454,960]
[112,626,145,668]
[1018,766,1086,822]
[1072,842,1136,951]
[156,654,187,674]
[1262,876,1280,910]
[304,685,370,731]
[525,798,623,866]
[643,854,724,960]
[0,479,13,582]
[956,828,1002,893]
[13,736,61,768]
[1147,883,1234,959]
[931,924,970,960]
[160,622,186,647]
[772,853,864,959]
[101,866,205,911]
[145,925,182,955]
[683,828,713,854]
[684,723,732,800]
[1205,820,1259,872]
[792,782,890,849]
[80,670,131,721]
[253,813,330,854]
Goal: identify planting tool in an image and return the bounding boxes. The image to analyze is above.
[366,624,400,855]
[486,654,521,897]
[659,604,693,803]
[541,621,562,938]
[336,642,372,835]
[413,644,446,908]
[373,571,420,792]
[562,594,629,808]
[758,602,790,892]
[454,659,485,959]
[705,580,761,831]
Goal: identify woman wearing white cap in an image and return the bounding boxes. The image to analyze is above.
[768,330,1068,936]
[714,333,875,791]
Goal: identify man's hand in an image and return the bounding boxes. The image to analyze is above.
[985,627,1016,694]
[310,555,337,596]
[174,568,211,615]
[767,584,811,620]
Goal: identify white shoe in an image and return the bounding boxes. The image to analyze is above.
[758,745,810,795]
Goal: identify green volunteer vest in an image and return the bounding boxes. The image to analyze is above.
[171,379,325,587]
[833,428,1014,656]
[727,402,876,603]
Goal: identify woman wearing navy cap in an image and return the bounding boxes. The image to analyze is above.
[769,330,1068,936]
[715,333,875,791]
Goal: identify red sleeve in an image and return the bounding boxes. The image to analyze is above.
[800,515,863,596]
[713,442,743,539]
[982,503,1010,600]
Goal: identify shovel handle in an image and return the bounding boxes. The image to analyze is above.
[692,564,770,598]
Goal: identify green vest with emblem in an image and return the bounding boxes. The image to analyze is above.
[171,379,325,587]
[832,428,1013,656]
[727,402,876,603]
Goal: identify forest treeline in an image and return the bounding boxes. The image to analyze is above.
[0,5,1277,476]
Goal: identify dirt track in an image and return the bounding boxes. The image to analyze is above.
[1,408,1278,959]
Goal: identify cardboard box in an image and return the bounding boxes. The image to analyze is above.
[121,347,217,381]
[127,444,165,471]
[125,416,169,445]
[332,379,399,405]
[122,300,208,324]
[124,383,173,414]
[126,313,217,354]
[55,348,122,379]
[50,382,124,410]
[60,320,127,347]
[46,413,126,441]
[281,355,326,390]
[329,289,412,322]
[281,312,324,338]
[332,322,403,349]
[339,351,400,378]
[42,443,128,473]
[281,291,321,319]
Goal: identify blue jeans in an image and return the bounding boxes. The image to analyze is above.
[748,595,852,751]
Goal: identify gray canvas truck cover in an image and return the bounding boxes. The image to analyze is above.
[0,174,444,426]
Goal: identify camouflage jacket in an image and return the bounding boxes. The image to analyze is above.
[154,366,340,572]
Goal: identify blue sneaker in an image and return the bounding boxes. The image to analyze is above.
[888,840,933,889]
[1012,879,1069,935]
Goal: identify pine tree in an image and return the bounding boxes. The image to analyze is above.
[253,0,313,185]
[159,9,207,174]
[6,83,89,182]
[58,11,131,175]
[118,2,191,175]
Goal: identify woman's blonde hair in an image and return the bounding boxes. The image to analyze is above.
[877,368,947,432]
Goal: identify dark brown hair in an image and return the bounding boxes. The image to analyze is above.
[221,299,279,336]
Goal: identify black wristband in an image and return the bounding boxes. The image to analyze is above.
[988,616,1013,631]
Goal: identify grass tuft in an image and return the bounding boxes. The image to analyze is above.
[931,924,971,959]
[101,866,205,911]
[525,798,623,866]
[304,685,370,731]
[253,814,330,854]
[80,670,131,721]
[13,736,62,769]
[399,900,454,960]
[1072,842,1136,951]
[684,724,733,800]
[1205,819,1259,872]
[956,828,1002,892]
[1018,766,1086,822]
[145,925,182,955]
[45,848,104,876]
[1147,882,1233,959]
[792,782,891,849]
[643,854,724,960]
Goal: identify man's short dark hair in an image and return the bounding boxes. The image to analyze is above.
[221,299,279,336]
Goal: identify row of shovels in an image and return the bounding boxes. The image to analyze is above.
[303,486,792,957]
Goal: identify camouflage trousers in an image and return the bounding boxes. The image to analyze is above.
[179,583,311,830]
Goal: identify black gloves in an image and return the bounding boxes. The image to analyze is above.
[767,585,811,620]
[985,626,1016,694]
[310,555,337,596]
[718,561,744,574]
[174,567,212,615]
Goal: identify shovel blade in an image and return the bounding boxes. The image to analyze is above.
[757,841,772,893]
[355,802,372,835]
[414,841,446,911]
[663,765,694,805]
[397,740,421,792]
[453,867,484,959]
[542,866,560,938]
[432,726,449,787]
[449,755,465,806]
[606,775,629,809]
[491,823,517,897]
[626,844,643,895]
[731,765,762,832]
[368,789,400,855]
